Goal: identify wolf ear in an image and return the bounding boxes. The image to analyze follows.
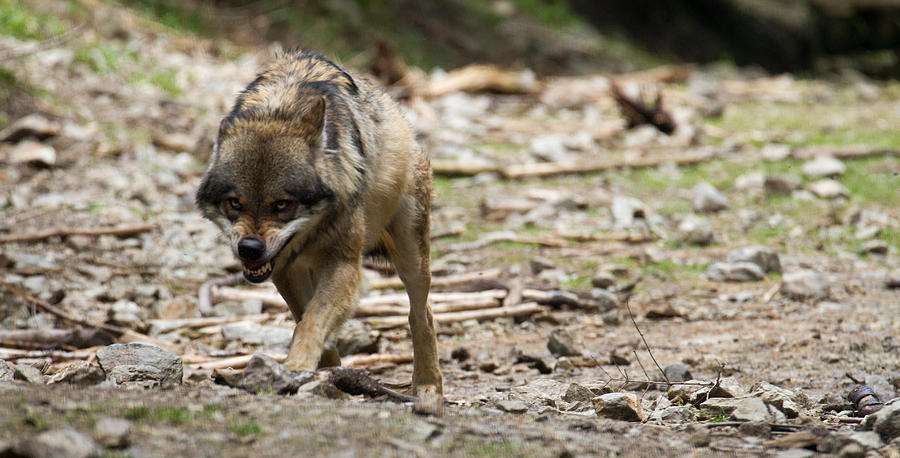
[300,96,326,148]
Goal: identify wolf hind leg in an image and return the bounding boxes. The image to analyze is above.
[384,208,443,401]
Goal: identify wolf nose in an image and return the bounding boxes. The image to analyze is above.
[237,237,266,261]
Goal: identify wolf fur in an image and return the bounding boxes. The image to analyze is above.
[196,49,442,401]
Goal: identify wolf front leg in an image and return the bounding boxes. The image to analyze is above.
[280,257,360,372]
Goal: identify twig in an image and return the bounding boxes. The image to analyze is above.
[446,232,568,251]
[148,314,270,335]
[0,346,98,361]
[0,280,172,350]
[370,268,503,290]
[624,296,669,384]
[363,303,543,329]
[0,223,156,243]
[198,273,244,316]
[761,282,780,303]
[186,352,413,370]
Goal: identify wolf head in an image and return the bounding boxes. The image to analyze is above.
[196,96,334,283]
[197,51,368,283]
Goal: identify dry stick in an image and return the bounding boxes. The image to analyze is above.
[0,280,173,351]
[363,303,543,329]
[370,268,503,290]
[148,314,270,335]
[0,347,98,361]
[185,352,413,370]
[624,296,670,385]
[0,223,156,243]
[447,232,568,251]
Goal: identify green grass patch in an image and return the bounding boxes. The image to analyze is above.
[124,405,193,425]
[118,0,210,34]
[228,419,262,436]
[839,157,900,207]
[74,42,138,74]
[131,69,182,97]
[0,1,66,40]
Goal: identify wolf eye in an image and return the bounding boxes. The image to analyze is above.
[272,200,292,212]
[226,198,242,211]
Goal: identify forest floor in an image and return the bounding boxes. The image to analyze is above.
[0,1,899,457]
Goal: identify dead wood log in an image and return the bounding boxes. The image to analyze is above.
[610,81,676,134]
[616,64,697,85]
[186,352,412,371]
[0,280,176,352]
[792,145,900,160]
[0,223,156,243]
[0,346,98,361]
[501,148,716,179]
[0,328,114,350]
[425,64,542,97]
[148,314,270,335]
[446,232,568,251]
[363,302,543,329]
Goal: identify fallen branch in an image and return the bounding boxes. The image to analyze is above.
[364,302,543,329]
[0,328,114,350]
[185,352,412,371]
[0,346,98,361]
[0,223,156,243]
[0,280,175,351]
[424,64,542,97]
[792,145,900,161]
[447,231,568,251]
[148,314,270,335]
[342,353,414,367]
[325,366,417,402]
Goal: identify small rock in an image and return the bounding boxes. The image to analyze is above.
[663,364,692,383]
[47,361,105,385]
[727,246,782,273]
[334,320,378,356]
[0,361,15,382]
[496,399,528,414]
[450,347,470,362]
[677,215,714,245]
[837,443,865,458]
[590,271,615,289]
[296,379,349,400]
[215,354,302,395]
[860,240,888,256]
[808,179,849,199]
[802,156,845,178]
[765,175,801,196]
[692,181,729,213]
[562,383,595,404]
[761,144,791,161]
[0,113,60,142]
[212,300,263,317]
[751,382,810,418]
[700,397,774,422]
[735,171,765,192]
[8,140,56,166]
[593,393,646,422]
[689,428,711,447]
[153,132,199,153]
[865,375,897,405]
[14,363,46,384]
[14,428,100,458]
[887,270,900,289]
[529,256,557,275]
[554,357,575,373]
[648,405,696,423]
[508,379,568,409]
[776,448,815,458]
[547,329,580,357]
[110,300,145,327]
[221,322,293,347]
[96,343,182,386]
[847,431,883,450]
[588,288,619,312]
[530,135,568,162]
[781,270,830,301]
[706,262,764,282]
[871,401,900,442]
[93,417,131,448]
[739,420,772,438]
[611,196,648,228]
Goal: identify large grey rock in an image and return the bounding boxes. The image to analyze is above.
[96,343,182,386]
[562,383,595,404]
[781,270,830,301]
[802,156,845,178]
[706,262,764,282]
[93,417,131,448]
[871,401,900,442]
[508,379,568,410]
[700,397,777,422]
[677,215,714,245]
[221,322,292,347]
[14,428,100,458]
[727,246,782,273]
[648,395,696,423]
[334,320,378,356]
[547,329,580,357]
[593,393,646,422]
[692,181,729,213]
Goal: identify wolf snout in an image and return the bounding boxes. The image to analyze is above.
[237,237,266,262]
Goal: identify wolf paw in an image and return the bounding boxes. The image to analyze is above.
[412,385,444,416]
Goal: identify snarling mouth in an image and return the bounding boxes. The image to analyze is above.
[242,259,273,283]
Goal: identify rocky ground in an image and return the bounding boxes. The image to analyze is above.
[1,1,899,457]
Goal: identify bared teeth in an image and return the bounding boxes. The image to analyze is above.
[243,261,272,277]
